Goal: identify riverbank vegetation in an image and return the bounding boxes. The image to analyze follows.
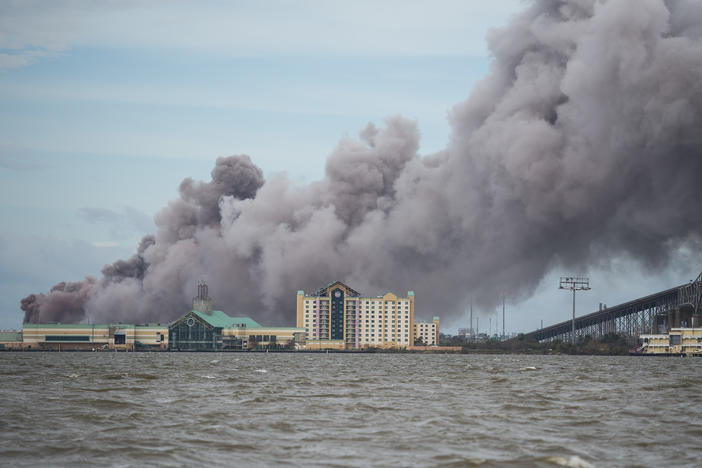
[440,333,632,356]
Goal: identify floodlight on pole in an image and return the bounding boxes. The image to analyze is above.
[559,276,591,344]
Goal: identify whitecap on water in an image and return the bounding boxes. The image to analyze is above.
[255,369,268,373]
[202,375,216,379]
[209,359,220,364]
[519,366,537,371]
[546,455,594,468]
[67,373,79,378]
[154,397,176,404]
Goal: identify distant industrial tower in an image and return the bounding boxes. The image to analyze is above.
[193,280,213,315]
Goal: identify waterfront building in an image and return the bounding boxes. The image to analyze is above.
[12,282,304,352]
[21,323,168,351]
[639,328,702,355]
[168,309,304,351]
[296,281,423,350]
[0,331,23,350]
[166,281,306,351]
[414,317,440,346]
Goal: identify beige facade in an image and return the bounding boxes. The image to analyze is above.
[221,326,306,350]
[17,320,302,352]
[297,281,422,349]
[305,339,346,350]
[414,317,440,346]
[640,328,702,355]
[639,334,670,354]
[20,323,168,351]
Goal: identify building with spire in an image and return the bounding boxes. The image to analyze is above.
[168,281,305,351]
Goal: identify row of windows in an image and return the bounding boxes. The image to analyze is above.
[308,325,410,332]
[304,313,412,318]
[306,326,410,335]
[306,322,410,328]
[306,319,411,324]
[306,324,407,330]
[306,306,408,312]
[304,314,410,321]
[248,335,277,342]
[304,300,409,305]
[304,299,410,304]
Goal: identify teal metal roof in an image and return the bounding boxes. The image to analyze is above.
[0,332,22,342]
[191,310,262,329]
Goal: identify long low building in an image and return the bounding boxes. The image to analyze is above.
[0,331,23,350]
[21,323,168,351]
[8,282,305,351]
[639,328,702,355]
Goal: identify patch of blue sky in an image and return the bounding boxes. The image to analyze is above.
[0,47,488,171]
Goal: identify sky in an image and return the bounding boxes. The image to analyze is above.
[1,0,699,333]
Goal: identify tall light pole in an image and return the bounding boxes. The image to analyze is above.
[502,292,505,339]
[470,299,473,341]
[559,276,591,344]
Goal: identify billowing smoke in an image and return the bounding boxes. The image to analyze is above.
[22,0,702,325]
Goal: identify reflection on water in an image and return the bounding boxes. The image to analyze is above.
[1,353,701,467]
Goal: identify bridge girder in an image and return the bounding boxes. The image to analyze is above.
[522,271,702,345]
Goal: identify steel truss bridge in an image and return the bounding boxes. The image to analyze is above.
[522,271,702,344]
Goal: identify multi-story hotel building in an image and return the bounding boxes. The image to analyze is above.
[297,281,426,350]
[414,317,440,346]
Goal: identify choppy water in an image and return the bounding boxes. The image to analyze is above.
[1,353,701,467]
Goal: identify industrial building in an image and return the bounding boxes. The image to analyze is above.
[296,281,439,350]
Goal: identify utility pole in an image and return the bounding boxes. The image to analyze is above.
[502,292,505,339]
[470,299,473,341]
[559,276,591,344]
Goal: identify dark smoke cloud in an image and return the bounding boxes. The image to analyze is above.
[21,0,702,325]
[101,235,155,282]
[21,279,96,324]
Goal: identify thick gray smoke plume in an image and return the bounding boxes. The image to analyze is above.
[22,0,702,325]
